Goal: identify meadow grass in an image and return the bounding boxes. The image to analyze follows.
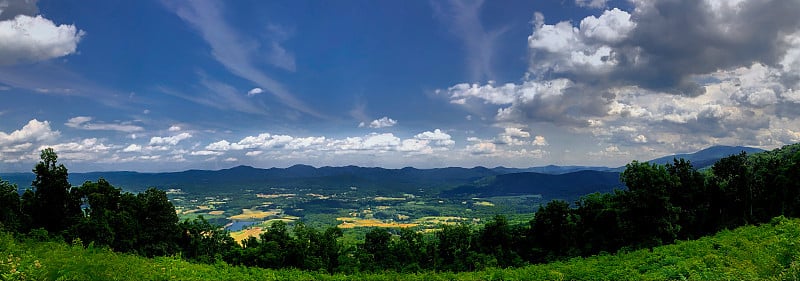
[2,216,800,280]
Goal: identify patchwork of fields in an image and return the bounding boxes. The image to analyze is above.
[168,187,543,241]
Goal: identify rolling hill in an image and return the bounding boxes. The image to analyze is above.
[440,170,623,200]
[0,145,763,198]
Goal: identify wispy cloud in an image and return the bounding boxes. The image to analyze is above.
[432,0,508,82]
[65,116,144,133]
[162,0,325,118]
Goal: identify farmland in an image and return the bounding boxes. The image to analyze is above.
[168,186,545,241]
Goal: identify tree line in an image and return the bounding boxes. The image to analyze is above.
[1,144,800,273]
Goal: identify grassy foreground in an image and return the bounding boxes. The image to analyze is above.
[3,217,800,281]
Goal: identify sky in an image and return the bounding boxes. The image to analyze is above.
[1,0,800,172]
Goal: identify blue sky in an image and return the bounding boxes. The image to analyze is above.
[1,0,800,172]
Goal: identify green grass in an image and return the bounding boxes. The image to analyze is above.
[3,216,800,280]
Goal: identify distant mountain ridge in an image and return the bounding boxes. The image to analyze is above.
[440,170,623,201]
[644,145,765,168]
[1,145,765,198]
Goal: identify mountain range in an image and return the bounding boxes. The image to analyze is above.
[1,145,763,200]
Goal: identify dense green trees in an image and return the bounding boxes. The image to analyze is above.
[4,144,800,274]
[0,178,21,231]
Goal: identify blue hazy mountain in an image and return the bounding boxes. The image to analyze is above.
[645,145,764,168]
[0,145,764,199]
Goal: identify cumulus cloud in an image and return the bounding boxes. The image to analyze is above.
[149,132,192,146]
[466,140,496,155]
[0,119,59,146]
[122,144,142,152]
[532,136,548,146]
[360,117,398,128]
[0,2,84,66]
[38,138,115,161]
[168,125,182,132]
[414,129,456,146]
[247,87,263,96]
[440,0,800,161]
[201,128,455,160]
[443,78,611,126]
[502,128,530,138]
[65,116,144,133]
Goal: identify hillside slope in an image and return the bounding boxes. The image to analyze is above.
[647,145,765,168]
[440,170,622,201]
[3,217,799,281]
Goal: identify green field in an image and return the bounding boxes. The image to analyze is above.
[3,216,800,281]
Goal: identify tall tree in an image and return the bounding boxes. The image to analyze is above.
[619,161,681,248]
[436,224,473,271]
[390,227,426,272]
[711,152,752,227]
[665,159,709,239]
[530,200,579,262]
[136,187,180,257]
[360,227,394,271]
[476,215,520,267]
[178,216,238,263]
[25,148,82,235]
[72,179,123,246]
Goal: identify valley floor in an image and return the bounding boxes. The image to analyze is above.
[3,216,800,281]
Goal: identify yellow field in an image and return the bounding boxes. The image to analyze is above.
[230,227,264,243]
[229,218,298,244]
[208,210,224,215]
[473,201,495,207]
[335,217,418,228]
[228,208,281,220]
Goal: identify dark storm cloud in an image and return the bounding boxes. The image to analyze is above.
[614,0,800,96]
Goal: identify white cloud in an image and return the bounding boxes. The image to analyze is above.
[168,125,182,132]
[206,140,232,151]
[122,144,142,152]
[38,138,115,161]
[414,129,455,145]
[163,0,323,118]
[224,157,237,162]
[575,0,608,8]
[361,117,398,128]
[190,150,223,156]
[0,14,84,65]
[65,116,144,133]
[0,119,58,146]
[501,128,530,138]
[532,136,548,146]
[466,141,496,155]
[149,132,192,146]
[245,151,263,156]
[579,8,636,43]
[247,87,263,96]
[431,0,506,81]
[363,133,401,150]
